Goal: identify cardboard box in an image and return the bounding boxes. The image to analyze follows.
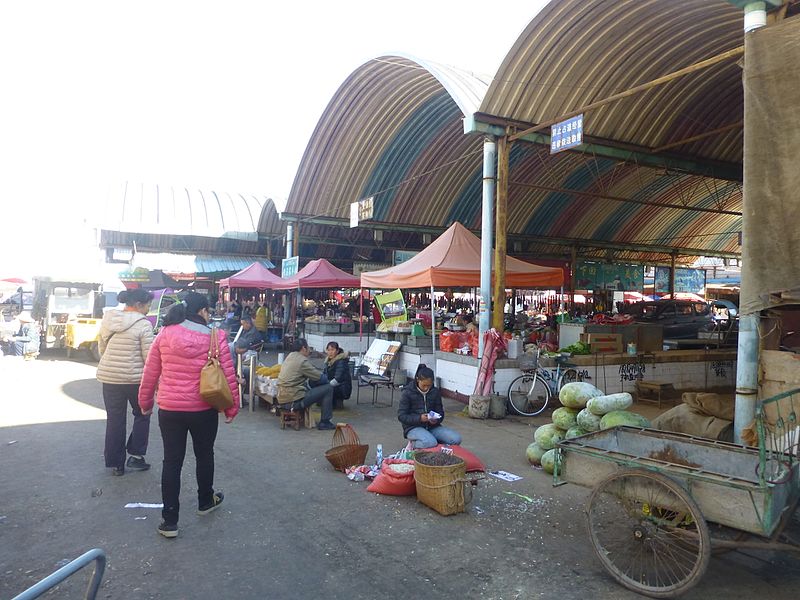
[580,333,623,353]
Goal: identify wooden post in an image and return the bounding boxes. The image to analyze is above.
[492,135,510,331]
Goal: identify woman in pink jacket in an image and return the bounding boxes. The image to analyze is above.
[139,292,239,538]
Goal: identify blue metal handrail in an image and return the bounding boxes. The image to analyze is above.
[11,548,106,600]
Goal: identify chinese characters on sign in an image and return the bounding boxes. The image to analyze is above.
[550,114,584,154]
[349,196,375,228]
[281,256,299,278]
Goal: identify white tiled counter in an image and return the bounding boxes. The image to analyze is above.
[306,333,373,356]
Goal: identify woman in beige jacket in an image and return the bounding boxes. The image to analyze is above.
[97,289,154,475]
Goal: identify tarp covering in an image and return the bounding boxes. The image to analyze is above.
[741,18,800,315]
[360,222,564,289]
[272,259,360,290]
[218,262,282,289]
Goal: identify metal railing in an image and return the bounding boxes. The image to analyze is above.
[12,548,106,600]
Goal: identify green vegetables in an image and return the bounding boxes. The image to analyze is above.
[558,341,591,355]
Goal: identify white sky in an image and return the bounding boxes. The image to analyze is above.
[0,0,546,277]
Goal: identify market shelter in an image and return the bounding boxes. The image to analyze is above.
[360,222,564,390]
[218,262,283,289]
[272,259,368,355]
[360,222,563,289]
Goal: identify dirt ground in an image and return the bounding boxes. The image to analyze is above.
[1,352,799,599]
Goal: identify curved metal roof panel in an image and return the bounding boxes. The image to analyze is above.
[481,0,744,164]
[105,183,278,241]
[282,1,748,262]
[284,54,490,222]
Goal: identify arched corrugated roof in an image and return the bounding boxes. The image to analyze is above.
[283,0,754,263]
[105,183,277,241]
[284,54,490,226]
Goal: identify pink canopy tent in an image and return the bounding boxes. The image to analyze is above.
[218,262,283,289]
[272,259,360,290]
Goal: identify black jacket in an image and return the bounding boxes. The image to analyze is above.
[398,384,445,437]
[324,350,352,401]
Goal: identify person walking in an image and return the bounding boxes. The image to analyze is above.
[138,292,239,539]
[96,289,155,476]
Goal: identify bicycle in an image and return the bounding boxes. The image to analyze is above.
[507,348,586,416]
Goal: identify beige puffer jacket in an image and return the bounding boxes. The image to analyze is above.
[96,310,154,385]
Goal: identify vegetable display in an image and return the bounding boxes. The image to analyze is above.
[551,407,579,431]
[587,392,633,416]
[577,408,603,432]
[600,410,650,430]
[534,424,565,450]
[559,382,604,409]
[526,442,547,466]
[540,449,557,474]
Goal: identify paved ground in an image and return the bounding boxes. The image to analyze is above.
[2,351,800,599]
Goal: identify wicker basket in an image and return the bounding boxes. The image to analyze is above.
[413,452,467,516]
[324,423,369,472]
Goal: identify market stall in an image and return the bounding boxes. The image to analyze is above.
[360,222,564,388]
[218,262,285,343]
[272,259,367,354]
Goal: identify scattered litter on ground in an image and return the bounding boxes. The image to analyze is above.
[91,488,103,498]
[134,516,147,520]
[124,503,163,509]
[473,506,485,515]
[54,559,70,568]
[488,470,522,481]
[7,440,17,445]
[503,491,535,503]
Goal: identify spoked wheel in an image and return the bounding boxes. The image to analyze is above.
[507,374,550,416]
[558,367,580,389]
[586,469,710,598]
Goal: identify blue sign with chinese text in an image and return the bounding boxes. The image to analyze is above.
[550,114,584,154]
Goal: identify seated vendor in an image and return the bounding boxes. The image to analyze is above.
[398,365,461,449]
[233,315,263,356]
[1,312,40,357]
[277,338,335,430]
[323,341,352,410]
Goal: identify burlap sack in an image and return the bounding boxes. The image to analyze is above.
[681,392,734,421]
[651,403,733,442]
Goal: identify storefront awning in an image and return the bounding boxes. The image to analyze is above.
[132,252,275,275]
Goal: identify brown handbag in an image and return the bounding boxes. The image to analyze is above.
[199,328,234,411]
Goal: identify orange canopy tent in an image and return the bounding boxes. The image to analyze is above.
[360,222,564,289]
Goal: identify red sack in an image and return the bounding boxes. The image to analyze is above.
[416,445,486,472]
[366,459,416,496]
[439,330,456,352]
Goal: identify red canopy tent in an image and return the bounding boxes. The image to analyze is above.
[272,259,360,290]
[218,262,283,289]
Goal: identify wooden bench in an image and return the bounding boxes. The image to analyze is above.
[636,380,676,409]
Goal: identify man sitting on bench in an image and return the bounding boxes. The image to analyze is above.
[277,338,335,430]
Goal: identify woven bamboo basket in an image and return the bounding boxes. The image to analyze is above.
[325,423,369,472]
[413,452,467,516]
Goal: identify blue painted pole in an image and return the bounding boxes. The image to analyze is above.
[479,136,496,355]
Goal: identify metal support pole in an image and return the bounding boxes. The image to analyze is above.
[735,314,759,443]
[733,4,767,443]
[283,223,294,330]
[430,284,436,377]
[669,252,677,297]
[479,136,496,354]
[492,135,510,331]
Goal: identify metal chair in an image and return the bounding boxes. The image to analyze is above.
[356,352,398,407]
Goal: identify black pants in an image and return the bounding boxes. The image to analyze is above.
[158,408,219,526]
[103,383,150,469]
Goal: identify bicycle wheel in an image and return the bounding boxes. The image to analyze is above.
[507,374,550,416]
[557,368,580,390]
[586,469,710,598]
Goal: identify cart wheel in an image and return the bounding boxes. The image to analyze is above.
[586,469,710,599]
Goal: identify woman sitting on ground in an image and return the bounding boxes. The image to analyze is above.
[323,341,352,409]
[398,365,461,449]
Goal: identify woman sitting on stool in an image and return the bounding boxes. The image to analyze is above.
[398,364,461,449]
[323,341,352,410]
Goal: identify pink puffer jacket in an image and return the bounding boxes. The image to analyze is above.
[138,320,239,420]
